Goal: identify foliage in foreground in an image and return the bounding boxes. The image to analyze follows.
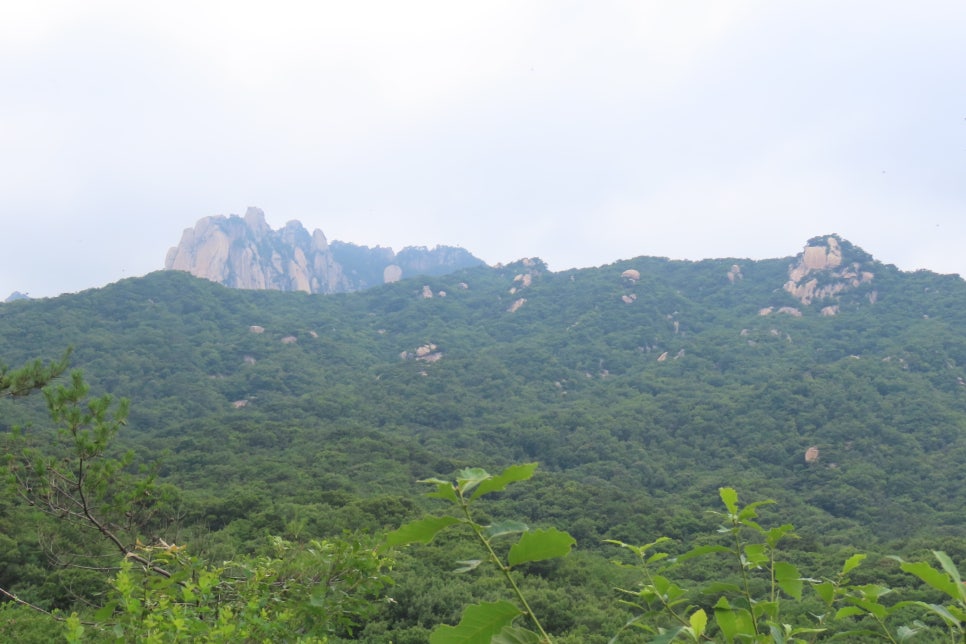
[388,463,966,643]
[386,463,576,643]
[5,357,966,641]
[2,364,391,642]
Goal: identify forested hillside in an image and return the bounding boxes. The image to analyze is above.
[3,235,966,642]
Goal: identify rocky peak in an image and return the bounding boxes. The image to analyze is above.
[3,291,30,303]
[165,208,484,294]
[783,235,875,306]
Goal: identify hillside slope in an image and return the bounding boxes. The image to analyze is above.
[2,235,966,548]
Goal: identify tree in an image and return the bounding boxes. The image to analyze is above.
[2,361,393,641]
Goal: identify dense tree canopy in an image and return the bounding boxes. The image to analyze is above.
[3,242,966,640]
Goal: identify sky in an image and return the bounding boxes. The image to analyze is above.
[2,1,964,298]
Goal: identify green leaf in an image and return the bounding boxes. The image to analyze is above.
[742,543,768,568]
[850,598,887,620]
[919,602,961,628]
[768,623,786,644]
[421,478,460,503]
[704,581,743,595]
[430,601,521,644]
[719,487,739,515]
[689,608,707,639]
[491,625,542,644]
[676,544,730,562]
[508,528,576,567]
[764,523,794,548]
[455,468,491,495]
[714,597,738,642]
[647,627,685,644]
[453,559,484,573]
[753,599,778,622]
[485,520,529,539]
[835,605,866,620]
[384,516,461,547]
[900,560,959,598]
[842,553,866,575]
[737,499,775,523]
[774,561,803,600]
[897,624,924,641]
[94,601,117,622]
[933,551,966,599]
[472,463,537,499]
[813,581,835,605]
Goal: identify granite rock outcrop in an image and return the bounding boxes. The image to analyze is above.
[165,208,484,294]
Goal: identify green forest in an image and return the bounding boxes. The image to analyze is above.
[4,235,966,642]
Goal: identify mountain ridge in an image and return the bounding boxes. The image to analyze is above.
[4,230,966,641]
[164,206,485,294]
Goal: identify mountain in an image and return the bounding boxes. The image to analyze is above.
[3,291,30,303]
[164,206,485,293]
[4,233,966,640]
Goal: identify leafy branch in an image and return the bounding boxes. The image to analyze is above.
[385,463,575,644]
[5,370,169,578]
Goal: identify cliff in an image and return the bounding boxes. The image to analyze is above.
[164,207,484,294]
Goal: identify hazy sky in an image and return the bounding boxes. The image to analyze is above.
[2,2,964,298]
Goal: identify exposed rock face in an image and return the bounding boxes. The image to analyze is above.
[400,343,443,362]
[165,208,484,294]
[507,298,527,313]
[621,269,640,282]
[727,264,743,283]
[783,235,875,305]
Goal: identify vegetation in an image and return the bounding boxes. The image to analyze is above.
[3,240,966,639]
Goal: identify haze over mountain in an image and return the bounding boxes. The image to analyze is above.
[164,207,484,294]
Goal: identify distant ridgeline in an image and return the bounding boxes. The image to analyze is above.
[164,207,485,294]
[3,291,30,303]
[3,232,966,548]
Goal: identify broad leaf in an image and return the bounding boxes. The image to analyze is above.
[430,601,521,644]
[455,468,491,495]
[765,523,794,548]
[919,602,962,628]
[897,623,924,641]
[94,601,117,622]
[849,598,887,620]
[384,516,460,547]
[835,605,867,620]
[812,581,835,605]
[704,581,742,595]
[508,528,576,567]
[714,597,738,642]
[752,599,778,622]
[933,550,966,600]
[485,520,529,539]
[648,626,685,644]
[676,544,730,562]
[453,559,483,573]
[737,499,775,528]
[491,625,542,644]
[842,553,866,575]
[719,487,739,515]
[689,608,708,639]
[420,478,459,503]
[472,463,538,499]
[742,543,768,568]
[900,560,959,598]
[768,624,786,644]
[774,561,803,600]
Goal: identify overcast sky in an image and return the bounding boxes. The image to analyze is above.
[2,2,964,298]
